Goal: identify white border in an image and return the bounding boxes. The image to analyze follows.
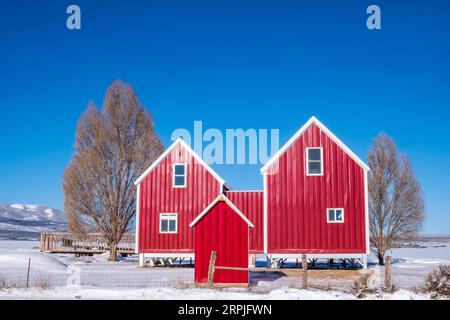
[189,194,254,228]
[172,163,187,188]
[134,138,226,187]
[326,208,344,223]
[263,173,268,254]
[260,116,370,173]
[159,213,178,234]
[305,147,323,176]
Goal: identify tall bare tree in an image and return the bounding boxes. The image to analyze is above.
[368,134,425,265]
[63,80,163,260]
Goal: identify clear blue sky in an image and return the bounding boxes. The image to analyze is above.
[0,1,449,234]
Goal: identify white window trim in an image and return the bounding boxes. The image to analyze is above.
[306,147,323,176]
[327,208,344,223]
[159,213,178,233]
[172,163,187,188]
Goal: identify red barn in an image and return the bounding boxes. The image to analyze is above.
[190,194,253,287]
[134,138,225,265]
[134,138,264,266]
[135,116,369,270]
[261,116,370,267]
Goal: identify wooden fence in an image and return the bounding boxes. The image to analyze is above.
[39,232,135,255]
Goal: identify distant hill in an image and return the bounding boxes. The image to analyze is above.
[0,204,67,240]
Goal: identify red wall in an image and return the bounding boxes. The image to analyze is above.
[225,191,263,253]
[194,201,249,285]
[266,123,366,254]
[138,143,221,253]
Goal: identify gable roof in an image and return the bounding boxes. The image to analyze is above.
[189,194,254,228]
[134,138,226,186]
[260,116,370,173]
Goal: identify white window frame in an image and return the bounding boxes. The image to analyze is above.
[159,213,178,233]
[172,163,187,188]
[306,147,323,176]
[327,208,344,223]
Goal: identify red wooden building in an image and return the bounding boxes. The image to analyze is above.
[135,116,370,270]
[261,116,370,267]
[190,194,253,287]
[134,138,264,266]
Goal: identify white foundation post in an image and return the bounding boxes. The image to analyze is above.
[362,255,368,269]
[139,253,144,267]
[248,254,256,268]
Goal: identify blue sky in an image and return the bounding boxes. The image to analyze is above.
[0,1,449,234]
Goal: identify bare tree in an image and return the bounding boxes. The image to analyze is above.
[63,80,163,260]
[368,133,425,265]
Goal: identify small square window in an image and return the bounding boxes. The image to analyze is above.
[306,148,323,176]
[327,208,344,223]
[160,214,177,233]
[173,164,187,187]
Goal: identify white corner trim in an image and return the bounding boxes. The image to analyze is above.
[263,172,268,254]
[260,116,370,173]
[135,183,140,254]
[364,170,370,254]
[189,194,254,228]
[134,138,226,186]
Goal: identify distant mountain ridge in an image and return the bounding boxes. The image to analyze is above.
[0,204,67,240]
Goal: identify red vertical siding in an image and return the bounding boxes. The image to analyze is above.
[266,123,366,254]
[138,143,221,253]
[225,191,263,253]
[194,201,249,285]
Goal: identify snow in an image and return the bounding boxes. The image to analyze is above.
[0,286,431,300]
[10,204,39,212]
[0,223,54,233]
[25,205,38,212]
[0,239,448,300]
[370,246,450,288]
[44,208,54,218]
[10,204,24,210]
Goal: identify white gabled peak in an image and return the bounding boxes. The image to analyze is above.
[134,138,226,187]
[260,116,370,173]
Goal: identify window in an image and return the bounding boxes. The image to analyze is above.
[173,164,186,187]
[327,208,344,223]
[306,147,323,176]
[160,213,177,233]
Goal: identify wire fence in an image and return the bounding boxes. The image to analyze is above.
[0,256,194,289]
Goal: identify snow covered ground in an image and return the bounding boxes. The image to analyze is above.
[0,239,448,299]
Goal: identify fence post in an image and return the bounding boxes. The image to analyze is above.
[207,251,217,288]
[26,258,31,288]
[385,255,392,291]
[301,254,308,289]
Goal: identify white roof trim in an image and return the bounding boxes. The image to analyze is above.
[134,138,226,186]
[260,116,370,173]
[189,194,254,228]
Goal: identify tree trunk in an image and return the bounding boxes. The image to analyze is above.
[109,243,118,261]
[377,251,385,265]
